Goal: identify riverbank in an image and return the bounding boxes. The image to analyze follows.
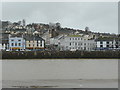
[2,50,120,59]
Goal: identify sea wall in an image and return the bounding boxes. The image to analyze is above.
[2,50,120,59]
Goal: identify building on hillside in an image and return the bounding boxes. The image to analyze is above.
[0,40,9,51]
[9,34,25,51]
[50,34,96,51]
[1,39,9,51]
[0,33,9,51]
[59,35,96,51]
[24,35,45,51]
[49,22,60,38]
[95,37,120,50]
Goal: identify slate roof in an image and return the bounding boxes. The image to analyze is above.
[23,35,45,41]
[10,34,23,38]
[95,37,120,41]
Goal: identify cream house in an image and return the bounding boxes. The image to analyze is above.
[24,35,45,50]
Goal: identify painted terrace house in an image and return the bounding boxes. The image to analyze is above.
[95,37,120,50]
[9,34,25,51]
[24,35,45,51]
[8,34,45,51]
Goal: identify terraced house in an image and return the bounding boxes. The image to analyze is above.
[8,34,45,51]
[24,35,45,51]
[50,33,96,51]
[95,37,120,50]
[9,34,25,51]
[59,35,96,51]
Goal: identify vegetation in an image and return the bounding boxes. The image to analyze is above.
[2,50,120,59]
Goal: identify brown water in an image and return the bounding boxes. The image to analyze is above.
[2,59,118,88]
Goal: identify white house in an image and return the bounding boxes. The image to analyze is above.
[0,33,9,51]
[50,34,96,51]
[95,37,120,50]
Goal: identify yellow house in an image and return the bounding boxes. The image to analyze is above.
[24,35,45,50]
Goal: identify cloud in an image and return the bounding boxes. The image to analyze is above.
[2,2,118,34]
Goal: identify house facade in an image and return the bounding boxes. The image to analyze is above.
[95,37,120,50]
[24,35,45,51]
[0,33,9,51]
[1,40,9,50]
[59,35,96,51]
[9,34,25,51]
[50,34,96,51]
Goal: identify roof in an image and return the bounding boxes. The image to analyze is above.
[68,35,82,37]
[95,37,120,41]
[10,34,23,38]
[2,33,9,39]
[11,29,26,32]
[24,35,45,41]
[2,39,8,44]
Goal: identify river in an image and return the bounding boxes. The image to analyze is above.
[2,59,118,88]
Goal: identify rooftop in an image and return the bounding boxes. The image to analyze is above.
[68,35,82,37]
[23,35,45,41]
[96,37,120,41]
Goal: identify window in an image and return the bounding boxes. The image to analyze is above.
[18,39,21,41]
[40,42,42,46]
[78,38,80,40]
[15,43,17,46]
[11,43,14,46]
[75,38,77,40]
[100,45,103,47]
[106,45,109,47]
[106,41,109,44]
[70,38,71,40]
[116,41,118,44]
[37,43,39,47]
[73,38,74,40]
[116,45,118,48]
[75,43,77,45]
[84,47,86,50]
[70,42,71,46]
[18,43,21,46]
[84,43,86,45]
[100,41,103,44]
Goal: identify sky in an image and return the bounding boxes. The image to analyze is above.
[1,2,118,34]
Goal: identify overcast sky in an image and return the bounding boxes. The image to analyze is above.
[2,2,118,34]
